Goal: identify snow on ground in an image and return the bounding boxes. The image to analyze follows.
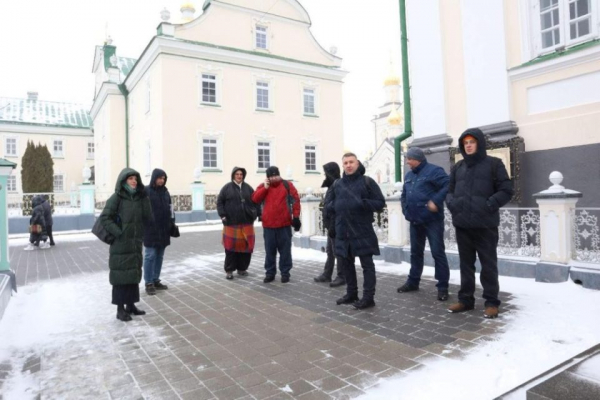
[8,220,226,247]
[291,248,600,400]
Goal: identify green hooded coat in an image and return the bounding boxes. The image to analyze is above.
[100,168,153,285]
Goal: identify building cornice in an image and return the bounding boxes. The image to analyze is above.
[123,36,347,92]
[508,41,600,82]
[90,82,123,120]
[0,122,92,137]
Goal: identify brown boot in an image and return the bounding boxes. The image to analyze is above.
[447,302,474,313]
[484,306,499,319]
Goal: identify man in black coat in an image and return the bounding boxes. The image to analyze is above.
[314,162,345,287]
[40,196,54,246]
[446,128,513,319]
[143,168,172,295]
[327,153,386,309]
[398,147,450,301]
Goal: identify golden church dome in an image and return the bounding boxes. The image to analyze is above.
[387,106,402,126]
[384,73,400,87]
[181,2,195,10]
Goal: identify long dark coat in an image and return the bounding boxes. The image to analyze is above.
[327,163,386,257]
[143,168,172,248]
[100,168,153,285]
[401,160,449,225]
[217,167,256,225]
[321,162,341,232]
[41,197,53,227]
[446,128,514,229]
[29,196,48,243]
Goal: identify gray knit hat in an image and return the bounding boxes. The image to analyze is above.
[406,147,426,162]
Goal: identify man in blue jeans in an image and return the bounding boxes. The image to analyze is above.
[398,147,450,301]
[252,166,302,283]
[143,169,173,295]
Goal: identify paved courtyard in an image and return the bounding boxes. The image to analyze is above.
[1,228,514,399]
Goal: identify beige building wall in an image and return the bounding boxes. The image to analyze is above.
[0,128,93,194]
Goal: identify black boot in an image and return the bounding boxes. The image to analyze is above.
[126,304,146,316]
[353,298,376,310]
[329,276,346,288]
[397,282,419,293]
[336,293,359,305]
[145,284,156,295]
[314,274,331,283]
[154,280,168,290]
[116,305,132,321]
[437,290,449,301]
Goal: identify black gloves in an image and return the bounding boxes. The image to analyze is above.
[292,217,302,232]
[327,226,336,238]
[221,217,227,225]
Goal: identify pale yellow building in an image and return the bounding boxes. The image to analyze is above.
[0,92,94,196]
[405,0,600,206]
[91,0,347,198]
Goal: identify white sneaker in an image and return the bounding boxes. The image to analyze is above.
[40,242,50,249]
[24,243,35,251]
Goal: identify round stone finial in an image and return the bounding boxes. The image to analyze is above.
[306,187,313,196]
[549,171,563,186]
[394,181,403,191]
[161,7,171,21]
[193,167,202,182]
[106,35,113,45]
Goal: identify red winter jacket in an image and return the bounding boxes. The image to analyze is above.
[252,178,301,228]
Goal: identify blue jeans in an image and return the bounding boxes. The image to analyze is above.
[263,227,293,278]
[408,218,450,290]
[143,246,166,285]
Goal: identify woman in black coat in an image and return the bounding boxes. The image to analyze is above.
[217,167,256,279]
[143,168,173,295]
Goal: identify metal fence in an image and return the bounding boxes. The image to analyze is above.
[7,192,79,216]
[316,204,389,244]
[573,208,600,264]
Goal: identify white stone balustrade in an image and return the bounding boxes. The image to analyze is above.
[300,187,321,237]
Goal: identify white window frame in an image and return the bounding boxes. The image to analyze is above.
[197,65,223,107]
[256,81,271,111]
[202,138,219,169]
[4,136,18,157]
[145,78,151,114]
[201,73,218,105]
[255,25,268,50]
[52,138,64,158]
[257,141,272,170]
[197,130,224,171]
[53,173,65,193]
[528,0,599,57]
[304,144,317,172]
[6,174,17,192]
[87,141,95,160]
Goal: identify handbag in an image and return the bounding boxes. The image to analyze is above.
[169,222,180,238]
[92,198,121,245]
[239,186,257,221]
[29,224,42,234]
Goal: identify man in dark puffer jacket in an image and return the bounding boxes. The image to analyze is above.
[143,168,173,295]
[446,128,513,319]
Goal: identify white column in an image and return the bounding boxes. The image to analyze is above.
[300,188,320,237]
[385,193,410,247]
[534,172,582,264]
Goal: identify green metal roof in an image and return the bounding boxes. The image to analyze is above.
[0,158,17,168]
[0,97,93,129]
[117,57,137,82]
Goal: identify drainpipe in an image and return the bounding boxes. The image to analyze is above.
[394,0,412,182]
[118,84,130,167]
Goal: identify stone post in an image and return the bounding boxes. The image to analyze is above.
[191,183,205,211]
[383,184,410,263]
[0,158,17,309]
[298,188,321,248]
[533,171,582,283]
[79,184,96,214]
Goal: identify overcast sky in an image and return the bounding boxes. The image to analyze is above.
[0,0,401,159]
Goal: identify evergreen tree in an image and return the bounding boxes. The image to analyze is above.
[21,141,54,193]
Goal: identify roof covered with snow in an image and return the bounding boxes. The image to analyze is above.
[0,97,93,129]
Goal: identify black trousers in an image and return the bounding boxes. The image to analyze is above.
[456,227,501,308]
[224,251,252,273]
[344,246,376,300]
[47,225,54,245]
[322,236,345,281]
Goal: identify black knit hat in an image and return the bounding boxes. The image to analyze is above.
[265,166,280,178]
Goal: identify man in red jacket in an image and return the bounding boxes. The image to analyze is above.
[252,166,302,283]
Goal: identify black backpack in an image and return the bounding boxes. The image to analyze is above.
[92,197,122,244]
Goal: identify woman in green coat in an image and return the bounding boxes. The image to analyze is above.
[100,168,153,321]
